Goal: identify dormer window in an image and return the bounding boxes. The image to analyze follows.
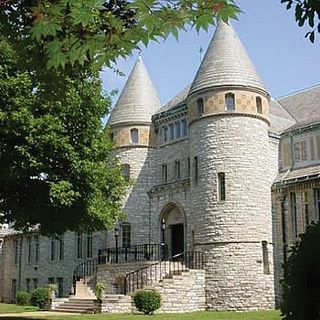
[130,128,139,144]
[256,96,263,114]
[225,93,235,111]
[197,98,204,115]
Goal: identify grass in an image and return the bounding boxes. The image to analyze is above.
[0,303,39,314]
[0,309,281,320]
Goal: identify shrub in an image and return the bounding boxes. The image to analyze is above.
[95,283,105,301]
[133,289,161,315]
[16,291,31,305]
[30,287,50,309]
[281,223,320,320]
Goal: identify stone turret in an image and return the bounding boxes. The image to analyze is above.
[107,57,161,246]
[188,21,275,310]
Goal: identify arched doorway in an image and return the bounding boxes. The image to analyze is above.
[160,203,186,258]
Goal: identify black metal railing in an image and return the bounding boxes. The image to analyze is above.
[98,244,165,264]
[72,258,97,295]
[124,251,204,295]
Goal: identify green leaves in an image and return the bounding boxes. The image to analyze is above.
[281,0,320,43]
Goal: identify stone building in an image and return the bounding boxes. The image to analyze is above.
[0,20,319,311]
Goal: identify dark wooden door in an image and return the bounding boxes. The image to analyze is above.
[171,223,184,258]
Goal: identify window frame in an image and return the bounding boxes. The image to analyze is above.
[121,223,131,248]
[256,96,263,114]
[130,128,139,144]
[218,172,226,201]
[225,93,235,111]
[197,98,204,115]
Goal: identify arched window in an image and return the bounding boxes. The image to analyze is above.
[256,96,263,114]
[121,223,131,248]
[122,164,130,181]
[225,93,235,111]
[197,98,204,115]
[130,128,139,143]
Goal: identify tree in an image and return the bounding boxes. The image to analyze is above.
[0,0,239,70]
[0,0,239,234]
[281,223,320,320]
[281,0,320,43]
[0,39,127,234]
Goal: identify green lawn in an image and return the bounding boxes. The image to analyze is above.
[0,310,281,320]
[0,303,39,313]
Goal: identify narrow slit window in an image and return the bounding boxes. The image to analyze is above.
[27,237,32,264]
[256,96,263,114]
[162,164,168,183]
[225,93,235,111]
[175,160,181,180]
[169,123,174,141]
[262,241,270,275]
[194,157,198,183]
[218,172,226,201]
[197,98,204,115]
[122,164,130,181]
[187,158,190,177]
[163,126,168,143]
[130,128,139,144]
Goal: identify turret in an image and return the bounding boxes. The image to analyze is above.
[107,57,161,247]
[188,21,275,310]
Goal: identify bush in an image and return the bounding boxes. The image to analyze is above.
[133,289,161,315]
[16,291,31,305]
[30,287,50,309]
[281,223,320,320]
[95,283,105,301]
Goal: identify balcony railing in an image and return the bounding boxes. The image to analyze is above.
[98,243,166,264]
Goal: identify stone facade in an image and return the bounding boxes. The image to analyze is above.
[0,20,320,313]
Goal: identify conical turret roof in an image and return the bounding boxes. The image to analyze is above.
[189,20,267,96]
[108,57,161,126]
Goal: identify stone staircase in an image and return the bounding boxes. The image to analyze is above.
[53,298,96,314]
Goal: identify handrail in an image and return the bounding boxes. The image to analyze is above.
[98,243,165,264]
[72,258,97,295]
[124,251,204,295]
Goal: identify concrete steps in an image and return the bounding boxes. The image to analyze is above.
[54,298,96,314]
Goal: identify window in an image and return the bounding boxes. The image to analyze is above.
[48,277,55,284]
[33,278,38,289]
[122,164,130,181]
[256,97,262,114]
[194,157,198,183]
[163,126,168,143]
[130,128,139,144]
[86,233,92,258]
[218,172,226,201]
[27,237,32,264]
[0,239,3,253]
[262,241,270,275]
[59,236,64,260]
[121,223,131,248]
[225,93,235,111]
[169,123,174,141]
[315,189,320,221]
[294,141,307,163]
[175,160,181,180]
[25,278,31,293]
[14,240,19,264]
[181,119,188,137]
[76,232,83,259]
[187,158,190,177]
[175,121,181,139]
[197,98,204,115]
[110,132,114,142]
[50,237,56,261]
[57,277,64,298]
[302,192,309,229]
[34,235,39,263]
[290,192,297,238]
[161,164,168,183]
[12,279,17,300]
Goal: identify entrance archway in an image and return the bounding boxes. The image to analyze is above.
[160,202,186,258]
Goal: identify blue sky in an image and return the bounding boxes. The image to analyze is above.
[101,0,320,109]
